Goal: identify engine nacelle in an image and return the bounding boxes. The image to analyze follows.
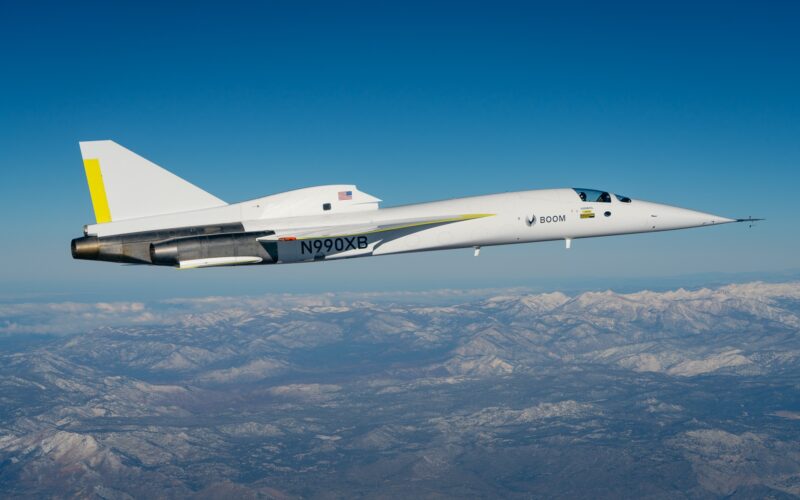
[150,232,274,267]
[71,224,258,265]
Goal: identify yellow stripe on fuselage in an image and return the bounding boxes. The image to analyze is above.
[83,158,112,223]
[296,213,496,240]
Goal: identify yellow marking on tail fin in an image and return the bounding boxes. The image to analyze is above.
[83,158,112,223]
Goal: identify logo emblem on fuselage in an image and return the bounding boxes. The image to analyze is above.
[525,214,536,226]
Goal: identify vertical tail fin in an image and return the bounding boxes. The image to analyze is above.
[79,140,226,223]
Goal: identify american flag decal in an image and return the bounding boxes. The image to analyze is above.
[338,190,353,200]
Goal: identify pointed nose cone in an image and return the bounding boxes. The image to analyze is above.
[663,206,735,228]
[637,201,735,231]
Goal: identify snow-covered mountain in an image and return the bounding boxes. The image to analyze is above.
[0,282,799,498]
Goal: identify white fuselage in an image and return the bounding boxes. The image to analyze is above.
[256,189,730,264]
[81,187,734,267]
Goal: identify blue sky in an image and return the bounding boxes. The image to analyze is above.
[0,1,797,300]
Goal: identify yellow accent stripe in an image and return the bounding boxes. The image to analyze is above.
[296,213,496,240]
[83,158,112,223]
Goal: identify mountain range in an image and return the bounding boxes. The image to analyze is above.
[1,281,799,498]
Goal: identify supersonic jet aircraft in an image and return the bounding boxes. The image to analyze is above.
[71,141,756,269]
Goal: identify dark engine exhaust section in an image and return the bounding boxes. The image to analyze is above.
[71,236,101,260]
[150,232,274,267]
[71,224,275,267]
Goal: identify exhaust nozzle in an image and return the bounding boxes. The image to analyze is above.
[71,236,100,260]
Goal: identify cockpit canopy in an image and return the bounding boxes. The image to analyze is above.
[572,188,631,203]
